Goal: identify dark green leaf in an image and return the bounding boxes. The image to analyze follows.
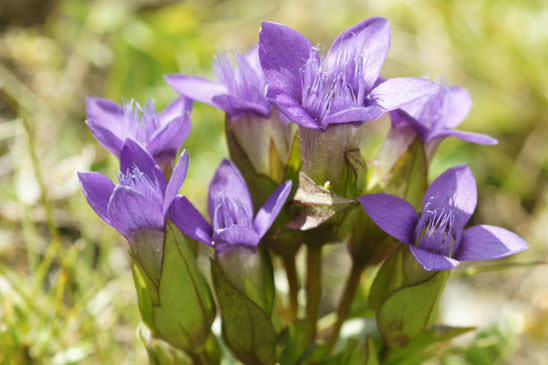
[211,260,279,365]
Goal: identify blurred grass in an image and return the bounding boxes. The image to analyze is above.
[0,0,547,363]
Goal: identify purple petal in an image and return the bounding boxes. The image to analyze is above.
[213,226,261,249]
[253,180,292,238]
[358,193,418,245]
[85,119,124,157]
[369,78,439,112]
[163,150,188,215]
[107,186,164,239]
[259,21,314,101]
[163,74,227,106]
[444,86,472,128]
[244,44,261,72]
[158,96,192,126]
[456,225,528,261]
[208,159,254,221]
[323,105,384,125]
[120,139,167,194]
[78,172,114,224]
[409,245,460,271]
[326,17,390,91]
[86,97,123,131]
[427,129,498,145]
[389,109,431,144]
[147,114,192,159]
[423,165,477,229]
[212,94,270,117]
[169,196,213,246]
[265,86,319,129]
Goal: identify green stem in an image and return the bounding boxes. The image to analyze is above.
[304,244,323,346]
[326,262,365,353]
[282,254,299,322]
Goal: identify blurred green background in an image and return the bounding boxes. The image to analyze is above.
[0,0,547,363]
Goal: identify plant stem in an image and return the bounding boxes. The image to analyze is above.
[326,262,365,353]
[304,243,322,346]
[282,254,299,322]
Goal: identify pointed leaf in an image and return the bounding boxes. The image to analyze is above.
[211,260,279,365]
[149,222,216,352]
[377,270,449,346]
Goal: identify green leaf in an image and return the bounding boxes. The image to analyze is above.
[384,138,427,210]
[211,260,279,365]
[133,222,216,353]
[277,320,316,365]
[338,337,379,365]
[377,270,449,346]
[384,325,475,365]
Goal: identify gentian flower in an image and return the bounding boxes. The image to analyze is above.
[258,18,438,194]
[170,159,292,253]
[85,96,192,169]
[78,139,189,282]
[165,47,291,201]
[359,164,528,271]
[164,46,270,118]
[258,17,438,130]
[390,83,498,158]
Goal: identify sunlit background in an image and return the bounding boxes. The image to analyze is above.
[1,0,547,363]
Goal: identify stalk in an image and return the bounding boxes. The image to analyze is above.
[304,244,323,346]
[326,262,365,353]
[282,254,299,322]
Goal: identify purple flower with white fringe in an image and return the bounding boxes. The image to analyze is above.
[359,165,528,271]
[258,17,439,130]
[164,46,271,118]
[389,83,498,155]
[86,97,192,166]
[170,159,292,252]
[78,139,189,281]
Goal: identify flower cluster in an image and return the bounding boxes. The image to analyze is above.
[79,16,529,364]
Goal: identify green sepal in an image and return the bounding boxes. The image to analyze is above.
[283,127,302,186]
[225,120,278,209]
[211,260,280,365]
[383,138,428,210]
[377,270,449,346]
[139,330,192,365]
[344,148,368,198]
[384,326,475,365]
[335,337,379,365]
[132,221,216,354]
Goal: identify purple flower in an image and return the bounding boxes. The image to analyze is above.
[359,165,528,271]
[389,83,498,156]
[78,139,189,281]
[164,47,271,118]
[170,159,292,252]
[258,17,438,130]
[86,97,192,166]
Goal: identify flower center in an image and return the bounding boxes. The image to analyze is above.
[118,165,164,206]
[212,195,253,231]
[121,99,162,143]
[299,47,369,128]
[414,197,459,257]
